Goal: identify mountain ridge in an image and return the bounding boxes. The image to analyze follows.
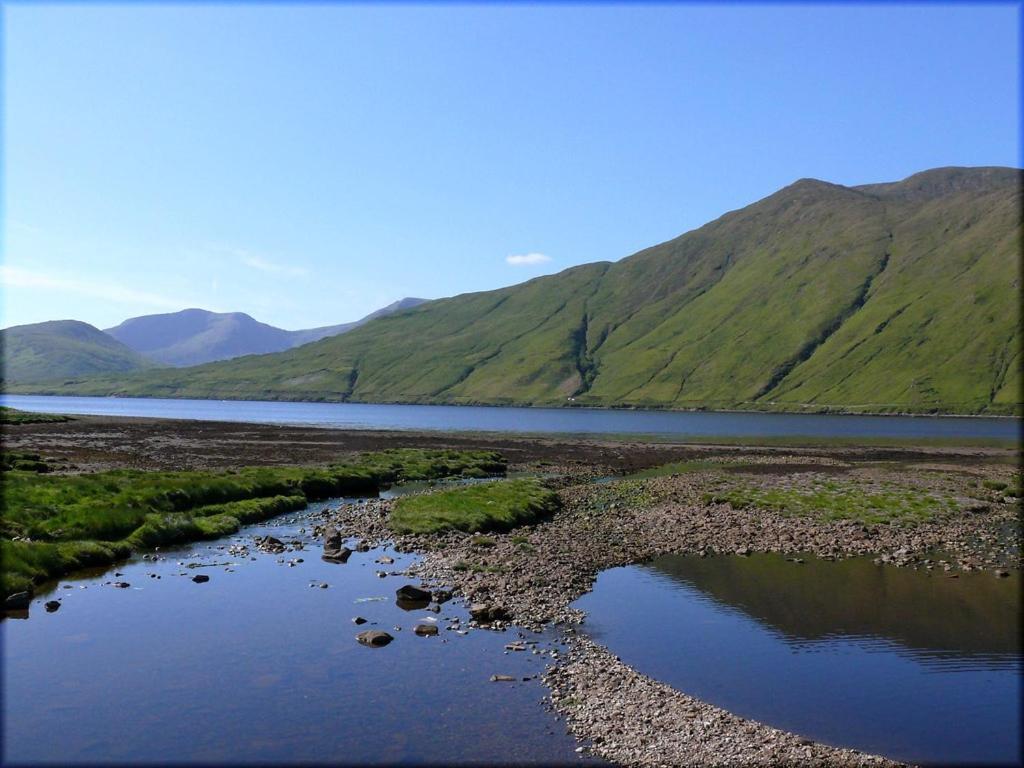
[102,298,428,366]
[7,167,1020,415]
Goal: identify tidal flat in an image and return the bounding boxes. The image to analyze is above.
[2,415,1020,765]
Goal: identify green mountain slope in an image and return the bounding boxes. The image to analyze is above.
[9,167,1020,414]
[1,320,158,385]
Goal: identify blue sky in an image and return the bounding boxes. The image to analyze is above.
[2,3,1019,330]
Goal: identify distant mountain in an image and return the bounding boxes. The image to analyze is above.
[286,298,428,347]
[0,320,158,385]
[105,298,427,366]
[10,168,1020,415]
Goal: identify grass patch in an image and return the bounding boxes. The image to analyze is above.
[1,448,505,597]
[0,406,73,425]
[708,479,957,525]
[982,479,1008,491]
[390,478,559,534]
[1,451,52,473]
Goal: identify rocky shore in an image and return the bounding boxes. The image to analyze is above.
[544,634,895,766]
[315,456,1019,766]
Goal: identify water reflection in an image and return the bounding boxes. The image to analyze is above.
[647,552,1021,669]
[575,553,1022,765]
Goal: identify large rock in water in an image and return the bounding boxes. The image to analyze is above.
[356,630,394,648]
[323,526,343,551]
[322,546,352,564]
[414,623,439,636]
[395,585,432,602]
[4,591,32,611]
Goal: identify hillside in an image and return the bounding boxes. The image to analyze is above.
[9,167,1020,415]
[286,298,427,347]
[105,298,427,366]
[0,320,158,385]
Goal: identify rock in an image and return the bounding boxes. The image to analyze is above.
[323,526,343,550]
[45,600,61,613]
[490,674,516,682]
[414,624,439,636]
[322,547,353,564]
[357,630,393,647]
[4,591,32,610]
[353,616,368,625]
[396,584,432,602]
[432,588,453,604]
[192,574,210,583]
[376,556,395,564]
[995,569,1010,578]
[471,604,510,622]
[736,546,752,556]
[113,582,131,589]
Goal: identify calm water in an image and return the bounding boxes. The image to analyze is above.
[2,394,1020,441]
[2,498,594,765]
[574,553,1023,765]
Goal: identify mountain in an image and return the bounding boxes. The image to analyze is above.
[105,298,427,366]
[286,298,428,347]
[0,320,158,385]
[9,167,1020,415]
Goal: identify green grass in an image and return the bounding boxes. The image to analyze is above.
[390,478,560,534]
[0,407,73,425]
[10,169,1020,416]
[0,448,505,597]
[1,451,53,473]
[707,478,958,525]
[1,319,158,386]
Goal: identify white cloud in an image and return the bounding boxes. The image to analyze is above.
[0,265,215,312]
[506,252,552,266]
[240,253,308,277]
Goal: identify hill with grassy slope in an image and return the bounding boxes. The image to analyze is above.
[9,167,1020,415]
[0,320,159,386]
[105,298,427,366]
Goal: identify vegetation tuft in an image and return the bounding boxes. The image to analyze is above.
[390,478,559,534]
[1,448,505,597]
[706,478,958,525]
[0,407,72,425]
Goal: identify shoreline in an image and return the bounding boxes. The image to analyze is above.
[3,391,1019,420]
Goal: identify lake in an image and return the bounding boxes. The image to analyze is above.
[2,394,1020,441]
[2,497,598,765]
[574,552,1022,765]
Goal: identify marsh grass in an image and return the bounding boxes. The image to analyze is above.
[0,406,72,425]
[390,478,559,534]
[1,448,505,597]
[707,478,957,525]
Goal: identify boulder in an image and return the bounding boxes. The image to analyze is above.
[356,630,394,648]
[470,604,510,623]
[323,526,343,550]
[323,547,353,564]
[353,616,368,625]
[4,591,32,611]
[192,574,210,583]
[45,600,61,613]
[396,585,432,602]
[431,588,453,604]
[414,624,439,637]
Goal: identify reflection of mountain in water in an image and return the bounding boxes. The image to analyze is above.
[646,553,1021,662]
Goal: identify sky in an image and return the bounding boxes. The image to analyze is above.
[2,3,1020,331]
